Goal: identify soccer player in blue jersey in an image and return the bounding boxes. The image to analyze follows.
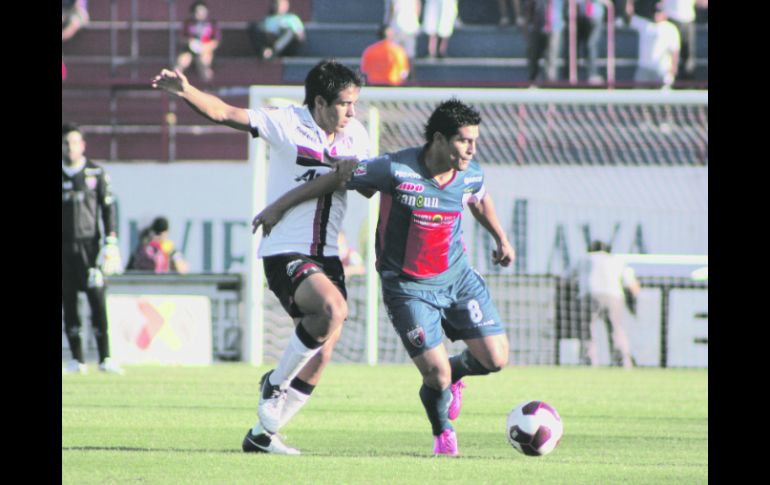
[253,98,515,456]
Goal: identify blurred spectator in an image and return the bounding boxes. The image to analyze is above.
[62,0,89,42]
[574,240,640,369]
[126,217,190,274]
[626,0,680,88]
[661,0,707,81]
[497,0,524,27]
[361,25,411,86]
[523,0,565,83]
[62,122,124,375]
[570,0,606,84]
[248,0,306,61]
[423,0,459,58]
[338,231,365,277]
[175,1,220,83]
[384,0,421,64]
[62,0,89,81]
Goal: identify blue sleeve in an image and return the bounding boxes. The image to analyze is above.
[345,155,392,193]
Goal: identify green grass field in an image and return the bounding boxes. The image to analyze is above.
[62,364,707,484]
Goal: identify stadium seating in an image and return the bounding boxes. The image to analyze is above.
[61,0,708,161]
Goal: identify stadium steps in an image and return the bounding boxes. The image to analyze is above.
[87,0,312,23]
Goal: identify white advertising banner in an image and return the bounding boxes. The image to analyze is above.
[106,294,212,365]
[105,162,707,275]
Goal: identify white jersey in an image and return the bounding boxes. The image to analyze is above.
[576,251,637,299]
[662,0,696,23]
[630,15,680,77]
[247,105,371,258]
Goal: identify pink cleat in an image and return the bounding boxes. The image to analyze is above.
[433,428,459,456]
[448,380,466,421]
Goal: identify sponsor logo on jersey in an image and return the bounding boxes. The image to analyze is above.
[395,170,422,179]
[395,182,425,193]
[286,259,304,277]
[413,211,458,227]
[463,175,482,185]
[354,164,367,176]
[397,193,439,208]
[85,176,98,190]
[406,326,425,348]
[85,168,102,176]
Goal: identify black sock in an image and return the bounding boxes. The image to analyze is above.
[290,376,316,396]
[419,384,453,436]
[449,349,491,383]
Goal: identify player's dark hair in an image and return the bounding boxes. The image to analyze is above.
[151,217,170,234]
[424,98,482,146]
[303,59,365,109]
[62,122,81,138]
[190,1,207,14]
[589,240,611,252]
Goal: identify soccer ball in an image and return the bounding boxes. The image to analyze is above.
[506,400,563,456]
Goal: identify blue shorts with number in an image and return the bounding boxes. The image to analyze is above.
[381,265,505,358]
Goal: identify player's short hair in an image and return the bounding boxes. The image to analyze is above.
[62,122,82,138]
[589,240,611,252]
[152,217,170,234]
[424,98,482,146]
[303,59,365,109]
[190,1,207,13]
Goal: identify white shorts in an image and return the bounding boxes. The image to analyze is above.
[422,0,458,38]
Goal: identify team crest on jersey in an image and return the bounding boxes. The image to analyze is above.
[406,326,425,348]
[354,164,367,176]
[286,259,304,277]
[85,175,98,190]
[395,182,425,193]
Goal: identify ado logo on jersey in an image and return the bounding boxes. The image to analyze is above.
[396,182,425,193]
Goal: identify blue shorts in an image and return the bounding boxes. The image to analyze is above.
[381,266,505,358]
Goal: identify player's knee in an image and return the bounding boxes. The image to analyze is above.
[421,364,452,390]
[314,297,347,340]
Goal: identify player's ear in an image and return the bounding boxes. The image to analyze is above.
[314,94,327,110]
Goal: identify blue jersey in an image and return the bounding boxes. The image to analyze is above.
[346,146,487,287]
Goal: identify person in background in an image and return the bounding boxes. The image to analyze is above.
[175,1,220,83]
[62,0,90,80]
[497,0,524,27]
[385,0,421,66]
[62,122,125,376]
[574,240,640,369]
[423,0,459,58]
[522,0,565,84]
[248,0,306,61]
[126,217,189,274]
[625,0,680,88]
[661,0,707,81]
[360,25,411,86]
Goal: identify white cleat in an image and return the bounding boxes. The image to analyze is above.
[98,358,125,375]
[258,370,286,434]
[64,359,87,375]
[242,427,300,455]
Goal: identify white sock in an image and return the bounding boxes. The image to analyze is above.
[251,422,266,436]
[279,386,312,429]
[269,331,322,389]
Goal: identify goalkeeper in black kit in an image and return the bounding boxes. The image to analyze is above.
[61,123,124,375]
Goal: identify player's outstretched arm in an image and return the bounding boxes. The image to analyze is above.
[151,69,250,131]
[252,158,359,236]
[468,193,515,267]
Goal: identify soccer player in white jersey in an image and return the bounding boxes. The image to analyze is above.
[152,60,371,455]
[254,99,515,456]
